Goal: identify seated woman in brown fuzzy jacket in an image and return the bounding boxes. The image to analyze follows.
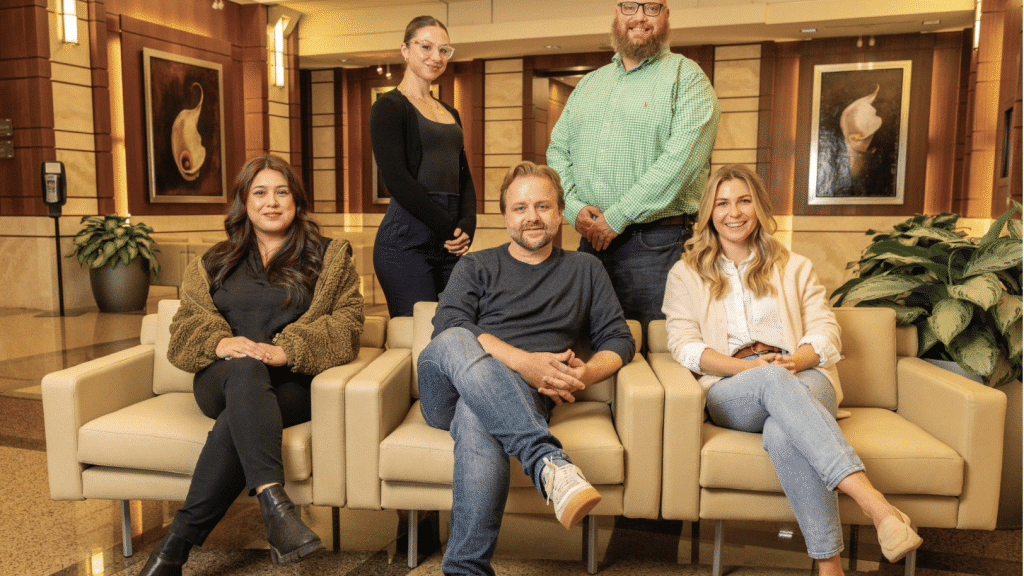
[139,154,364,576]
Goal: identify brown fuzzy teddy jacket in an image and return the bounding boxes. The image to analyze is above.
[167,237,364,375]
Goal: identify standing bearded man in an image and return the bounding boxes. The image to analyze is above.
[547,0,721,342]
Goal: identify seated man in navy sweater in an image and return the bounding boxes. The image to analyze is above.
[417,161,635,576]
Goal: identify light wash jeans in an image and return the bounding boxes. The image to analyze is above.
[705,361,865,559]
[417,327,571,576]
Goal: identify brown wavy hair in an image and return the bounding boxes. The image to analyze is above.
[202,155,326,305]
[682,164,788,299]
[404,15,448,44]
[499,161,565,213]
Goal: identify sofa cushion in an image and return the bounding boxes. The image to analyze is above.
[153,300,195,394]
[834,308,898,409]
[379,400,624,488]
[78,392,312,482]
[698,407,963,496]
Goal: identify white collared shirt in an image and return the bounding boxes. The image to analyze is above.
[678,254,838,374]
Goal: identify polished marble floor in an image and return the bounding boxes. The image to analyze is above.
[1,289,1020,576]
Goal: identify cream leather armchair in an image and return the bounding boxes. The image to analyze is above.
[42,299,386,556]
[650,307,1007,576]
[345,301,664,574]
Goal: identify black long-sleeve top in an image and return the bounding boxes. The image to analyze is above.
[369,89,477,240]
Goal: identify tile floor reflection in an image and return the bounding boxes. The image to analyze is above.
[1,290,1020,576]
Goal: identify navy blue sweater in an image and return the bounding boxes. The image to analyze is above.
[432,245,635,366]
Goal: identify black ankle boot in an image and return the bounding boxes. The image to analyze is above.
[256,484,324,564]
[137,532,193,576]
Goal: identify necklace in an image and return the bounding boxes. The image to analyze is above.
[400,86,449,121]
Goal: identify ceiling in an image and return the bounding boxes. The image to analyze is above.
[233,0,976,69]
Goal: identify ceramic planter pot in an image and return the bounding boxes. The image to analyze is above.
[88,257,150,313]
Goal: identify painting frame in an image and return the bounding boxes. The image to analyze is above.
[143,47,227,204]
[808,60,912,205]
[370,84,440,205]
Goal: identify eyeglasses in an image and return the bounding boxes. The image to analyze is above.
[617,2,664,17]
[407,40,455,61]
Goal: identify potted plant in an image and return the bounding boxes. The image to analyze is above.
[65,214,161,313]
[830,203,1022,387]
[831,203,1022,529]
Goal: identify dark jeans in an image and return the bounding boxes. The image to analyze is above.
[171,358,312,546]
[579,222,689,347]
[373,193,461,317]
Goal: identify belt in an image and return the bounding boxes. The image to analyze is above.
[732,342,783,359]
[625,214,693,233]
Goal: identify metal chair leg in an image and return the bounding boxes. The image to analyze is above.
[848,524,858,571]
[332,507,341,553]
[407,510,419,568]
[120,500,133,557]
[690,520,700,564]
[583,515,597,574]
[904,548,916,576]
[712,520,724,576]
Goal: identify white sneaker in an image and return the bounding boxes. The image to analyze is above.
[541,457,602,529]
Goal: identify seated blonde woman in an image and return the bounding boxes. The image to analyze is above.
[662,164,921,576]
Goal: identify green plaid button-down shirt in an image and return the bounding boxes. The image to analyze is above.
[548,48,720,233]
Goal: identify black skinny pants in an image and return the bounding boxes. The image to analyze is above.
[170,357,312,546]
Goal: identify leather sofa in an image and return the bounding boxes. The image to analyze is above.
[649,306,1007,576]
[42,299,387,556]
[344,301,664,574]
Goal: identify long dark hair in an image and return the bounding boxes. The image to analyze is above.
[203,155,326,305]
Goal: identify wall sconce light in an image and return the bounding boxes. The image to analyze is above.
[211,0,224,8]
[377,64,383,75]
[868,35,875,47]
[272,16,288,87]
[385,63,391,79]
[856,36,863,48]
[60,0,78,45]
[973,0,982,50]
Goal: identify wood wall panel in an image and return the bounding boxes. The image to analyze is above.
[992,0,1022,212]
[0,0,54,216]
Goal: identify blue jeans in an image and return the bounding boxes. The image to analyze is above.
[705,362,864,559]
[579,223,686,344]
[418,327,569,576]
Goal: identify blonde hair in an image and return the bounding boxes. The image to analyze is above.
[682,164,788,299]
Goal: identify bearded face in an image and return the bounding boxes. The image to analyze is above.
[610,2,670,63]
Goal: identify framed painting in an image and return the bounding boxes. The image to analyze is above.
[370,84,440,204]
[143,48,227,203]
[808,60,911,205]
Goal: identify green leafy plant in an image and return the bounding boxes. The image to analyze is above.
[66,215,161,276]
[831,203,1022,387]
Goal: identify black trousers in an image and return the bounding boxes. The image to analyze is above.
[373,193,461,318]
[171,357,312,546]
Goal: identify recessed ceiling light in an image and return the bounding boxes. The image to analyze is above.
[923,20,940,25]
[545,45,560,49]
[801,28,817,33]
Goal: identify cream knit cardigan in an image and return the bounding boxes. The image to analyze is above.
[663,252,844,407]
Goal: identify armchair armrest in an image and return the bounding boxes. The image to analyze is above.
[41,345,157,501]
[344,349,413,509]
[649,351,704,521]
[614,354,664,519]
[896,356,1007,530]
[310,347,384,507]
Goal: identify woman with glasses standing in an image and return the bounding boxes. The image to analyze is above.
[370,15,476,317]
